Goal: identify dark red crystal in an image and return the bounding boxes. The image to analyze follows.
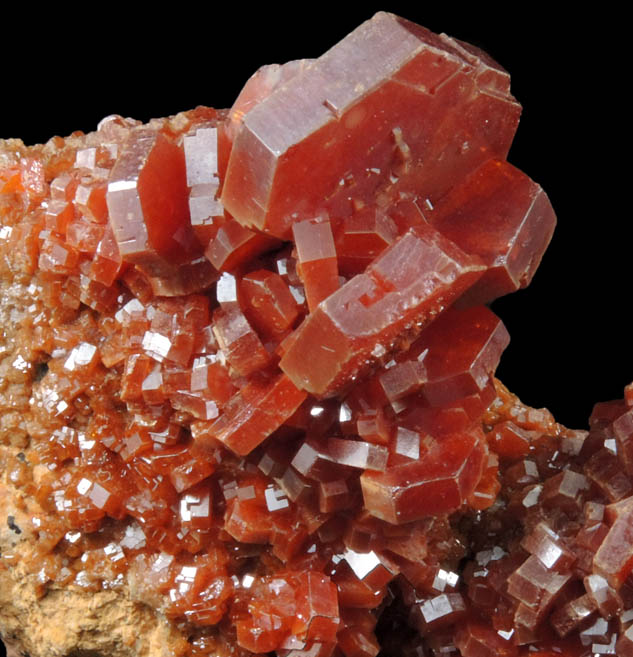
[426,158,556,305]
[222,12,520,239]
[3,11,615,657]
[280,223,485,397]
[106,129,197,273]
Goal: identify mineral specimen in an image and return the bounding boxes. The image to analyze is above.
[0,10,624,657]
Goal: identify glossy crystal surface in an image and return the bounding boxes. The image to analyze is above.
[279,223,485,397]
[426,159,556,305]
[106,129,195,272]
[9,11,629,657]
[222,12,520,238]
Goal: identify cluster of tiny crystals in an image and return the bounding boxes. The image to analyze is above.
[2,11,633,657]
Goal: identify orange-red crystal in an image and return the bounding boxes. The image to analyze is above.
[7,11,631,657]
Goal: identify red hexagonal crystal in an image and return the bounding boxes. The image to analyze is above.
[222,12,520,239]
[106,129,198,275]
[360,428,487,523]
[280,223,484,397]
[196,373,307,455]
[427,158,556,305]
[1,11,606,657]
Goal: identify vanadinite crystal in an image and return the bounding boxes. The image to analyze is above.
[3,10,629,657]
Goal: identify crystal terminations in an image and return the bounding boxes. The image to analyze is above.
[1,10,629,657]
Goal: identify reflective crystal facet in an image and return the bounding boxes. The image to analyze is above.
[0,12,597,657]
[360,429,487,522]
[106,129,197,274]
[222,12,520,238]
[280,224,485,397]
[427,159,556,304]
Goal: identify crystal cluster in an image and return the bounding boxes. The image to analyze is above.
[3,10,629,657]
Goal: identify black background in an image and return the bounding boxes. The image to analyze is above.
[3,5,627,433]
[0,4,629,654]
[2,9,628,423]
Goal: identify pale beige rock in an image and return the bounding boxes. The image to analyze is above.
[0,439,203,657]
[0,243,204,657]
[0,121,234,657]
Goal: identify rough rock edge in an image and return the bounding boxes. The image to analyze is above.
[0,271,196,657]
[0,183,198,656]
[0,441,196,657]
[0,109,224,657]
[0,110,573,657]
[0,380,567,657]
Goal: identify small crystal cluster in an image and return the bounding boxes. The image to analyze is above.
[2,10,630,657]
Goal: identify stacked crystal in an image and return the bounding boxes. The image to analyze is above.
[3,11,631,657]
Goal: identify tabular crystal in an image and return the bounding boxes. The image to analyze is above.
[0,11,605,657]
